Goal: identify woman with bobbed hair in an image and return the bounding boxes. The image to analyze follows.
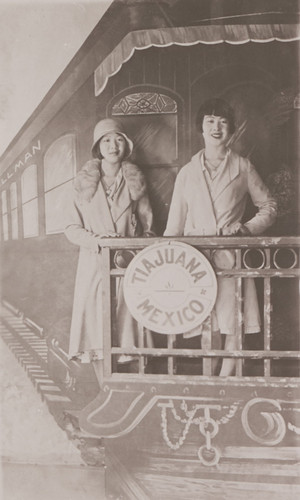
[164,98,277,376]
[195,97,236,135]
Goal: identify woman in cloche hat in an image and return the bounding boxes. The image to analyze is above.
[65,118,155,385]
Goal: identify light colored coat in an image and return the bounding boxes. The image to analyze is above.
[164,149,277,334]
[65,160,154,361]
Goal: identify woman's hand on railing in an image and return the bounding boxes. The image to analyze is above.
[98,232,121,239]
[222,223,251,236]
[237,225,252,236]
[96,232,121,252]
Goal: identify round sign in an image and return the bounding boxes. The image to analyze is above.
[123,241,217,334]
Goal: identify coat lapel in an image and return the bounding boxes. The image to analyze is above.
[212,150,240,202]
[95,182,116,232]
[110,176,131,224]
[191,152,217,234]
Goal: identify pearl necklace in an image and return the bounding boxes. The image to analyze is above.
[101,176,117,198]
[204,155,225,170]
[102,178,115,189]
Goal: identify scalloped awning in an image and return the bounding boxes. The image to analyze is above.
[94,24,300,96]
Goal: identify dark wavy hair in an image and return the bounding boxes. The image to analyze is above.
[196,98,235,134]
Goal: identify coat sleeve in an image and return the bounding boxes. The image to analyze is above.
[243,163,277,235]
[64,193,100,253]
[136,194,156,236]
[164,169,188,236]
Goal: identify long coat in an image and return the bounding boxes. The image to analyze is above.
[164,149,277,335]
[65,160,154,361]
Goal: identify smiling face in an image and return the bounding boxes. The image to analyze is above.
[99,132,127,164]
[202,115,231,148]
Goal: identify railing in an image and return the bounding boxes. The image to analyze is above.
[100,236,300,379]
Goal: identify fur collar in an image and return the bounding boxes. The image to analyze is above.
[74,159,147,202]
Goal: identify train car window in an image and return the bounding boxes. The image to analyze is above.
[112,92,178,165]
[1,190,8,241]
[10,182,18,240]
[21,165,39,238]
[44,134,76,234]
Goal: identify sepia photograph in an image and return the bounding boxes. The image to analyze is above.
[0,1,299,498]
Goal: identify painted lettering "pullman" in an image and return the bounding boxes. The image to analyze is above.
[0,140,41,186]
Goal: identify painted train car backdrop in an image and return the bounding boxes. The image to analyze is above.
[0,0,300,498]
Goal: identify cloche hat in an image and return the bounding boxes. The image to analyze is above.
[91,118,134,159]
